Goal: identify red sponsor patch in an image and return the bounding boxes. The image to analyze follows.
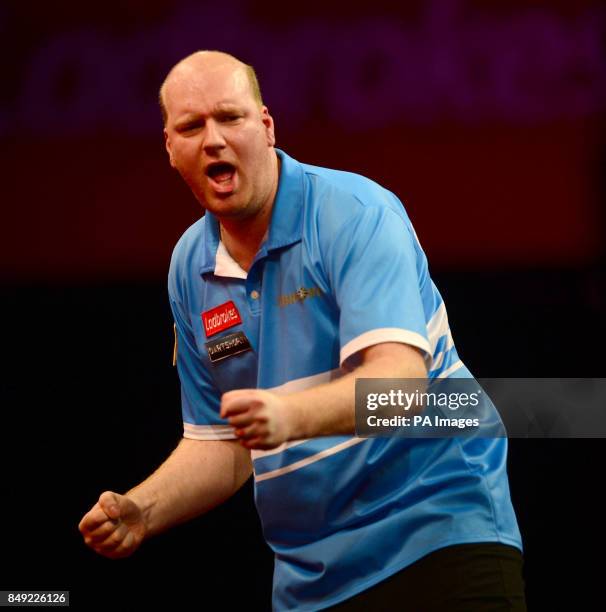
[202,301,242,337]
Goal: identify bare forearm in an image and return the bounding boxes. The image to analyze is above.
[125,438,252,538]
[286,344,427,439]
[221,342,427,449]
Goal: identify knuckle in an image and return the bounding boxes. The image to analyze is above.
[98,491,113,503]
[92,526,113,541]
[96,532,121,551]
[107,531,124,546]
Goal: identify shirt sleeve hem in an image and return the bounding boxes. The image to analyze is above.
[340,328,432,368]
[183,423,237,440]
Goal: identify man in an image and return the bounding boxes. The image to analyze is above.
[79,51,526,610]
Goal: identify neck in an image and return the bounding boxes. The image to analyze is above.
[219,207,271,272]
[219,153,280,272]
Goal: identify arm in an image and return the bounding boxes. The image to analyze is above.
[221,341,426,449]
[127,437,252,536]
[78,438,252,558]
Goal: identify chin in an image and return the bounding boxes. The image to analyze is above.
[206,200,248,219]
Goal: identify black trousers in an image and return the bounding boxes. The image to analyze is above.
[328,542,526,611]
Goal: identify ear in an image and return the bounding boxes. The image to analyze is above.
[164,128,176,168]
[261,106,276,147]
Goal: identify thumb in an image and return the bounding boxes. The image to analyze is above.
[98,491,122,520]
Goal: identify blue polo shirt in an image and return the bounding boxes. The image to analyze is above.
[168,149,522,611]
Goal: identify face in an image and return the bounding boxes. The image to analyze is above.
[163,59,276,220]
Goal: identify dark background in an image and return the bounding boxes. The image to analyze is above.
[1,1,605,609]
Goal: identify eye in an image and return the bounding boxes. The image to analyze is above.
[176,121,202,134]
[181,123,199,132]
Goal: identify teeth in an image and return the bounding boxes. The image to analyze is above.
[215,171,233,183]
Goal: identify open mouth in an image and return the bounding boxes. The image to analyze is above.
[206,162,236,184]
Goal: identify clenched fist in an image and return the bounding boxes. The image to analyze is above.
[78,491,146,559]
[221,388,293,450]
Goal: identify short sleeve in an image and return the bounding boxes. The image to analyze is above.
[323,205,431,368]
[170,296,236,440]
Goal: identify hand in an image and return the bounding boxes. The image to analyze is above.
[78,491,147,559]
[220,389,292,450]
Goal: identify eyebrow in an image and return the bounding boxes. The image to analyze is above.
[173,104,244,127]
[213,103,245,115]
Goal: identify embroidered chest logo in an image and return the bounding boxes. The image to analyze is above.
[278,286,323,307]
[202,301,242,337]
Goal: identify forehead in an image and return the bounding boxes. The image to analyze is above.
[163,61,254,119]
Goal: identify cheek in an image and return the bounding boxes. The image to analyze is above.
[174,149,201,178]
[174,162,204,195]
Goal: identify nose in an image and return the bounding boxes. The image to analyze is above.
[202,119,226,152]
